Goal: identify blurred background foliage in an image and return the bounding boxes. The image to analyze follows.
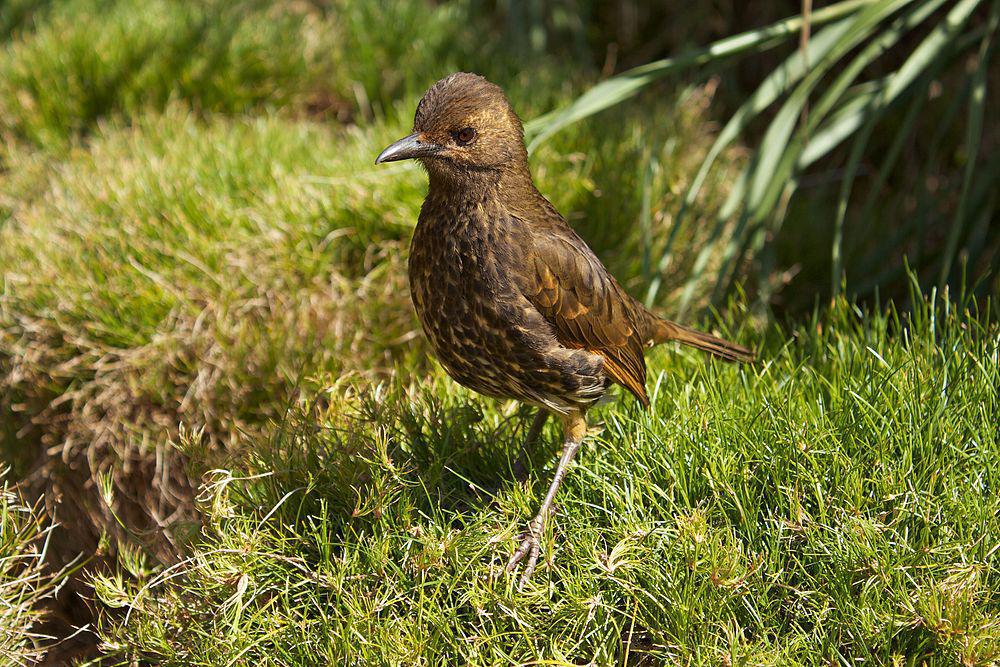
[3,0,993,311]
[518,0,999,315]
[0,0,996,662]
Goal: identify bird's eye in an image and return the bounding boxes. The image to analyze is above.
[455,127,477,145]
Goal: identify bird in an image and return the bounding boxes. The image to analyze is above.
[376,72,754,587]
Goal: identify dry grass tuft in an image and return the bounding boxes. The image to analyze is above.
[0,469,70,664]
[1,112,423,575]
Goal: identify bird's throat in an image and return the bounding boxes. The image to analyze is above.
[424,161,536,210]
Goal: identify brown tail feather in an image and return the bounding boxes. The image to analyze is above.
[652,319,755,363]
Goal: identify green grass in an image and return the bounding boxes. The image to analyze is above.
[0,469,69,664]
[0,0,488,149]
[0,82,736,571]
[90,289,999,665]
[0,0,996,662]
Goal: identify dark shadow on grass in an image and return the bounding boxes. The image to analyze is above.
[238,385,564,546]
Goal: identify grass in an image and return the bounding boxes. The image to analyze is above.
[0,0,486,149]
[0,0,996,662]
[0,469,69,665]
[90,288,999,664]
[0,84,738,571]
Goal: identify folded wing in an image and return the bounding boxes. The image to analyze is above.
[512,218,650,407]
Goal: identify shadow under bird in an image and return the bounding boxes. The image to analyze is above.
[376,72,754,587]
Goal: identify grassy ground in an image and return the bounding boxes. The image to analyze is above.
[0,1,742,660]
[0,79,738,569]
[0,0,997,664]
[0,469,69,664]
[91,290,1000,665]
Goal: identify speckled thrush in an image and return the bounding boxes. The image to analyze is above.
[376,72,754,587]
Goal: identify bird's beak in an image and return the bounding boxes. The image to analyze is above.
[375,132,442,164]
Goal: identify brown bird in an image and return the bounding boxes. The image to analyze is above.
[376,72,753,586]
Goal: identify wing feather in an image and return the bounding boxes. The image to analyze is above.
[512,216,649,407]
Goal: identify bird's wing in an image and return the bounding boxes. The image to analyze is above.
[510,214,650,406]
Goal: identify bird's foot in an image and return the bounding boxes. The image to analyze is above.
[505,515,544,589]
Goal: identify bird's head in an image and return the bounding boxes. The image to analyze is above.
[375,73,527,181]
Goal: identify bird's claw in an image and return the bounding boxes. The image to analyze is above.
[506,520,543,589]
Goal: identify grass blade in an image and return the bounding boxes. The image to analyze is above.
[937,0,998,287]
[524,0,879,150]
[831,105,877,297]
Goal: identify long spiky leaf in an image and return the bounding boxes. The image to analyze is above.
[524,0,878,150]
[802,0,987,166]
[831,106,877,297]
[644,15,860,305]
[937,0,998,287]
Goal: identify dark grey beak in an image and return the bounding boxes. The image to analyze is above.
[375,132,442,164]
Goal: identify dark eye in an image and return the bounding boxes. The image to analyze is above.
[455,127,477,145]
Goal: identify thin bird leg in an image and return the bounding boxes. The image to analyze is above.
[523,408,549,448]
[512,409,548,480]
[506,410,587,588]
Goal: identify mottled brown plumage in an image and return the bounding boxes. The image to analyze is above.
[377,72,753,586]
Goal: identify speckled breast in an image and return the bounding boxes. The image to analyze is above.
[407,206,608,412]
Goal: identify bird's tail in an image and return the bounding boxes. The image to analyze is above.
[651,318,754,363]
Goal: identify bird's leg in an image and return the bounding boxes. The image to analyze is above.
[506,410,587,588]
[523,408,549,449]
[512,409,548,481]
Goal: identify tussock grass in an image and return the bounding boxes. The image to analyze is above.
[1,110,428,562]
[0,469,69,664]
[93,290,999,664]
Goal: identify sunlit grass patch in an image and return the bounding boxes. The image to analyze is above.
[0,0,482,148]
[93,290,999,664]
[0,109,428,563]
